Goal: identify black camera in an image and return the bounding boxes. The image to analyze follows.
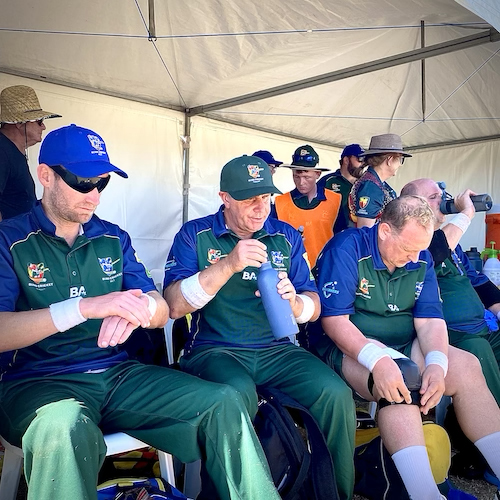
[437,181,493,215]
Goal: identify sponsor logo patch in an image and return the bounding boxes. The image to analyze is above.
[322,281,339,298]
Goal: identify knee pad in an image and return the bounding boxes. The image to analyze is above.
[375,357,422,409]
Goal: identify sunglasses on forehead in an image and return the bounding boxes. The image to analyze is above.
[49,165,110,193]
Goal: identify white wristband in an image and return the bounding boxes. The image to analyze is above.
[180,272,216,310]
[425,350,448,377]
[449,213,471,234]
[357,343,390,372]
[497,311,500,321]
[141,293,157,319]
[49,297,87,332]
[295,294,315,324]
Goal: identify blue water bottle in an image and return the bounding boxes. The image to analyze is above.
[258,261,299,339]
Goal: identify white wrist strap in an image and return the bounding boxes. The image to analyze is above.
[425,350,448,377]
[295,294,315,324]
[496,311,500,321]
[49,297,87,332]
[141,293,158,318]
[449,213,471,233]
[180,272,215,309]
[357,343,390,372]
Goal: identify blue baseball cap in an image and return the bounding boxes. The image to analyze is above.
[252,150,283,166]
[39,124,128,178]
[341,144,364,159]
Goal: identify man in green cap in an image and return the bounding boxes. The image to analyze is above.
[274,144,342,267]
[164,154,356,500]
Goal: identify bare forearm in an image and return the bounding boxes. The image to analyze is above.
[321,315,370,359]
[414,317,448,356]
[0,310,58,351]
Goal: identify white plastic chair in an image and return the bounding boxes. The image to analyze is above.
[0,432,176,500]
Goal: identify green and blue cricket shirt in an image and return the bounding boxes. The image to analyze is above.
[0,201,156,381]
[313,225,443,348]
[164,205,317,353]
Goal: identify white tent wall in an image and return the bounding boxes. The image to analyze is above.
[0,73,184,281]
[2,72,500,272]
[188,116,341,219]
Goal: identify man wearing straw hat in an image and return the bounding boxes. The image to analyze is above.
[0,85,61,220]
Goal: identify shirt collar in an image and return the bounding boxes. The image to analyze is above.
[290,185,327,202]
[212,204,281,239]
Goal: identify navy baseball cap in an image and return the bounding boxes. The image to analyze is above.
[252,150,283,166]
[220,155,281,201]
[341,144,364,159]
[39,124,128,178]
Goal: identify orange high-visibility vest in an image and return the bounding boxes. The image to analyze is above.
[275,190,341,267]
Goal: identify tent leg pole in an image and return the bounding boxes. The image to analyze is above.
[182,114,191,224]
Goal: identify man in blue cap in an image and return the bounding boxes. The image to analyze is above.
[0,125,281,500]
[252,149,283,175]
[317,143,365,233]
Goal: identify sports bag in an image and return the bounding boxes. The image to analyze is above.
[255,387,339,500]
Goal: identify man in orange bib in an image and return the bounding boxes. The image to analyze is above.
[274,144,341,267]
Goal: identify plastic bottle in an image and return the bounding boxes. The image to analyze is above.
[482,244,500,286]
[465,247,483,272]
[481,241,498,263]
[258,261,299,339]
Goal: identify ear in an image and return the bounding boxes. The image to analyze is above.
[314,171,321,180]
[377,222,392,241]
[37,163,53,187]
[219,191,231,208]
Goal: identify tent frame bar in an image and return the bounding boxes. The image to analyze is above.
[187,28,500,116]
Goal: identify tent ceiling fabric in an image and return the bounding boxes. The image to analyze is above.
[1,0,499,149]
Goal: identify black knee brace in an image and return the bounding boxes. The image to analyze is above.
[367,357,422,409]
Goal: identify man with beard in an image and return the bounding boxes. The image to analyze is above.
[317,143,365,233]
[0,125,281,500]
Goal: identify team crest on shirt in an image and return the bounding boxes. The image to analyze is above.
[207,248,222,264]
[27,263,49,284]
[415,281,424,300]
[271,251,284,267]
[357,278,375,299]
[359,196,370,209]
[98,257,119,276]
[330,183,341,192]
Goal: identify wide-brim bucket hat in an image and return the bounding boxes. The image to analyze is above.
[361,133,412,158]
[0,85,61,124]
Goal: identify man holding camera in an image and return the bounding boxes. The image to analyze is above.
[401,178,500,403]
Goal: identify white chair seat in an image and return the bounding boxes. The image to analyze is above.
[0,432,176,500]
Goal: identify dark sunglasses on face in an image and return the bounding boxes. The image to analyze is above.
[36,119,44,126]
[49,164,110,193]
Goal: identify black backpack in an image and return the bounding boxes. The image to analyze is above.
[255,387,339,500]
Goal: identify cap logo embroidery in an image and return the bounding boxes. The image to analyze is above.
[88,134,107,156]
[247,164,262,179]
[300,149,309,156]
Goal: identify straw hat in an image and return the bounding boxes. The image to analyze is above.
[0,85,61,124]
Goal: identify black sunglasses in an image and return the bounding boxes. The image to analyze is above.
[36,119,44,126]
[49,165,110,193]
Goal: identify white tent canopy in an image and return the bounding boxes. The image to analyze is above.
[1,0,499,274]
